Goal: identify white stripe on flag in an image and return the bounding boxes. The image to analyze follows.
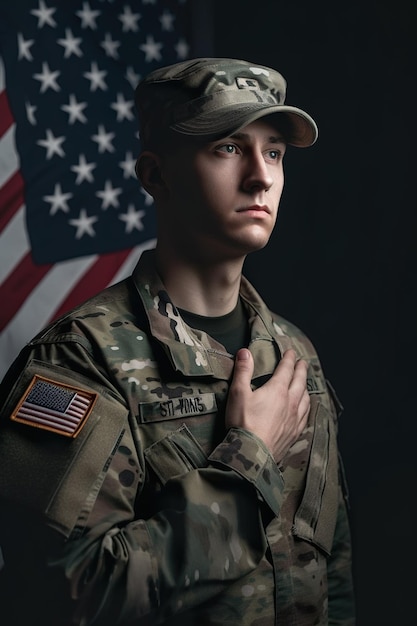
[0,124,19,188]
[109,239,157,286]
[0,255,98,377]
[0,204,29,282]
[0,238,156,379]
[0,57,5,90]
[18,403,81,425]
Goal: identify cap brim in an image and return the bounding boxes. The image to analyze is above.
[170,103,318,148]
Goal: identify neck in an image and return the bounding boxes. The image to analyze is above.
[155,243,245,317]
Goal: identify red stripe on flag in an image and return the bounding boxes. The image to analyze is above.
[0,89,14,137]
[0,170,25,233]
[0,253,52,331]
[49,247,134,322]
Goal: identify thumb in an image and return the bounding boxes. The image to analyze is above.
[231,348,254,391]
[226,349,254,430]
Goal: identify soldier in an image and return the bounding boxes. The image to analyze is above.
[0,58,355,624]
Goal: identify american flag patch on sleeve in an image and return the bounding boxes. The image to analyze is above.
[11,375,98,438]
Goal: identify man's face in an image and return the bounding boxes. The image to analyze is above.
[157,118,286,263]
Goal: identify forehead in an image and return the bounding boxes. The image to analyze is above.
[154,115,288,159]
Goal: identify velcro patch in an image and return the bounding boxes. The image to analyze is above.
[11,375,97,438]
[307,374,326,395]
[139,392,217,423]
[236,76,260,90]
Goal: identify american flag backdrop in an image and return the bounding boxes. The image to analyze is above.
[0,0,192,379]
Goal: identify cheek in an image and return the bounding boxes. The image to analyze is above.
[273,169,285,200]
[179,170,224,214]
[194,165,234,201]
[275,180,285,203]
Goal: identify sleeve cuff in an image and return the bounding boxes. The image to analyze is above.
[208,428,284,517]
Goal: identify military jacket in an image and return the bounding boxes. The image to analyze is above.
[0,250,355,625]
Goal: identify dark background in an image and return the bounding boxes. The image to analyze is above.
[194,1,417,624]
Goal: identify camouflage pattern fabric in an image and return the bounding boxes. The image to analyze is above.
[135,57,318,148]
[0,249,355,625]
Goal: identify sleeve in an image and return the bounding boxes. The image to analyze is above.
[0,343,284,626]
[327,488,356,625]
[325,382,356,625]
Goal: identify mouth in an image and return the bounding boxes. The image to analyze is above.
[237,204,271,216]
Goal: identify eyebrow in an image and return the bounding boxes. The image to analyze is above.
[229,131,286,144]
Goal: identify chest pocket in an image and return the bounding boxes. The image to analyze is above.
[144,424,208,485]
[292,396,339,555]
[136,391,220,510]
[137,390,220,450]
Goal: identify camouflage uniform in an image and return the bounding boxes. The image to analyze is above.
[0,252,354,626]
[0,249,354,625]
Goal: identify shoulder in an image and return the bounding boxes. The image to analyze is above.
[0,275,152,410]
[268,311,343,417]
[20,276,152,364]
[240,275,318,360]
[35,277,137,339]
[270,312,318,359]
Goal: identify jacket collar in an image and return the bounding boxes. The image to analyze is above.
[132,250,292,381]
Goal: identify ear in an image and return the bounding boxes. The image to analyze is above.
[135,151,165,198]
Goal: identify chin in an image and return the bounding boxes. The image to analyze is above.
[229,237,270,258]
[240,231,272,252]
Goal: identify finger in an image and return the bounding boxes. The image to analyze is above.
[298,388,311,421]
[289,358,308,390]
[267,349,297,388]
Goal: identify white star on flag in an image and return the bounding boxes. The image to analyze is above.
[119,6,141,32]
[119,151,136,178]
[69,208,98,238]
[37,129,66,158]
[31,0,57,29]
[175,38,190,59]
[119,204,145,233]
[61,94,88,124]
[101,34,121,59]
[96,180,123,209]
[33,62,60,92]
[17,34,35,61]
[83,61,107,91]
[43,183,73,215]
[126,66,140,88]
[25,102,37,125]
[140,35,163,62]
[91,125,115,153]
[71,154,96,184]
[76,2,101,30]
[160,10,175,31]
[57,29,83,58]
[111,93,135,121]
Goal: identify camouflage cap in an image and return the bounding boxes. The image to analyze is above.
[135,57,318,148]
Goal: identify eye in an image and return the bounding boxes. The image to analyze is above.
[266,149,280,161]
[216,143,239,155]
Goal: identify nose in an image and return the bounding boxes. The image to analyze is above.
[241,150,274,193]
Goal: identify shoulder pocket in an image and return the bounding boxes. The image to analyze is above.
[0,360,128,537]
